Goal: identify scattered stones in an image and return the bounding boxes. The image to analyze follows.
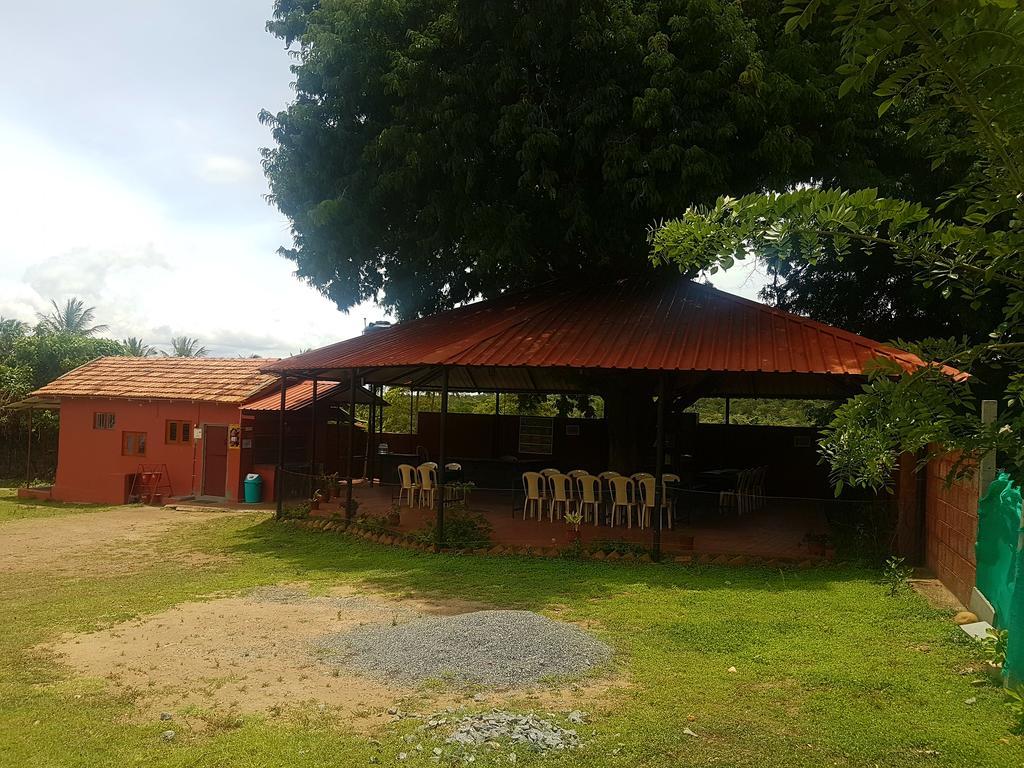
[682,727,699,737]
[159,711,173,721]
[317,610,610,687]
[953,611,979,625]
[727,666,737,673]
[446,711,580,752]
[160,730,176,742]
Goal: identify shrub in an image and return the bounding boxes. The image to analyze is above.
[281,502,311,520]
[881,555,912,597]
[413,508,492,550]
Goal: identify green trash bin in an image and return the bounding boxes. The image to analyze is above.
[243,473,263,504]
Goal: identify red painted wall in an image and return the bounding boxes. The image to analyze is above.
[51,398,244,504]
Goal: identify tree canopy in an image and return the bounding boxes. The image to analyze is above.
[651,0,1024,489]
[261,0,937,319]
[36,298,108,337]
[166,336,208,358]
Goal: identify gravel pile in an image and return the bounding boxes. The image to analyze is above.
[447,710,581,751]
[316,609,611,686]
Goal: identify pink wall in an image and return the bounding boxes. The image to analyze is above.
[51,398,243,504]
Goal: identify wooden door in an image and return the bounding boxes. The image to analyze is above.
[203,425,228,497]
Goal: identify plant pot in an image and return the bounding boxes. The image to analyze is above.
[310,500,320,511]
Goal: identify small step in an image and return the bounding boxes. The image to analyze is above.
[959,620,994,641]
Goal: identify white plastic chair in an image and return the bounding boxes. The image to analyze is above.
[522,472,544,520]
[608,475,637,528]
[397,464,419,507]
[597,471,620,516]
[575,474,601,526]
[546,473,573,522]
[639,476,672,530]
[417,463,438,508]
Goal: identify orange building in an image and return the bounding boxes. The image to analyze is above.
[16,357,370,505]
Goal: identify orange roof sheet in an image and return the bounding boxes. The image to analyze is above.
[30,357,280,405]
[242,379,383,411]
[263,276,937,382]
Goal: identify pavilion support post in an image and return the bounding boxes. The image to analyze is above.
[275,375,287,519]
[724,397,731,425]
[493,392,501,458]
[309,377,318,498]
[25,407,33,488]
[435,367,450,551]
[652,375,667,562]
[409,388,415,434]
[345,370,358,518]
[367,381,377,484]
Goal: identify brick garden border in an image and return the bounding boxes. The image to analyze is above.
[281,517,828,569]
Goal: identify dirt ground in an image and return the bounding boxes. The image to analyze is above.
[0,505,245,575]
[45,584,621,730]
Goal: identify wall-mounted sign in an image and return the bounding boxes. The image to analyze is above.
[193,427,203,440]
[228,424,241,449]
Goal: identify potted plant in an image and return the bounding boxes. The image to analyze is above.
[564,509,584,554]
[310,489,324,511]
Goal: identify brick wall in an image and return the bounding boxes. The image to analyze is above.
[924,453,980,605]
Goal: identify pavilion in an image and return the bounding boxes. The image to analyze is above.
[262,274,931,559]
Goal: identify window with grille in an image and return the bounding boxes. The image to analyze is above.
[518,417,554,455]
[93,412,115,430]
[122,431,147,456]
[165,420,191,444]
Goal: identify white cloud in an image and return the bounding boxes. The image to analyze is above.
[0,120,377,356]
[197,154,257,184]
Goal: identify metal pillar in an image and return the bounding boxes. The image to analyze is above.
[435,367,450,550]
[309,377,318,498]
[345,370,358,518]
[724,396,731,425]
[653,375,667,562]
[409,388,415,433]
[367,381,377,484]
[24,407,33,487]
[275,375,287,519]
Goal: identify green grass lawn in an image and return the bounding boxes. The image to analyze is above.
[0,486,110,523]
[1,495,1020,767]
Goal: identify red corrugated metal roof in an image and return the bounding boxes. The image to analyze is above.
[243,380,342,411]
[242,379,382,411]
[263,276,937,381]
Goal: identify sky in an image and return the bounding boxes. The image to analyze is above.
[0,1,765,359]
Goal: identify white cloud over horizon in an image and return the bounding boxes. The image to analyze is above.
[0,1,763,362]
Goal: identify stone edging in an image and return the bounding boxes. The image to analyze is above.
[280,517,829,568]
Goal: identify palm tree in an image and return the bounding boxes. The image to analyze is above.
[36,298,108,336]
[166,336,208,358]
[122,337,156,357]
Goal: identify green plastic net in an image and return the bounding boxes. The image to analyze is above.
[976,472,1023,685]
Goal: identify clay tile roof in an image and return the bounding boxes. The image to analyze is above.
[28,357,280,405]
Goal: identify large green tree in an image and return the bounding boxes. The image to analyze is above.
[651,0,1024,489]
[261,0,934,318]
